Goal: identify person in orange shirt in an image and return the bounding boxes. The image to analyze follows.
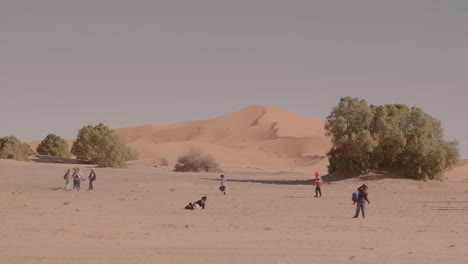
[314,172,322,197]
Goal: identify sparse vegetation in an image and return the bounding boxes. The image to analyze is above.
[174,149,221,172]
[36,134,71,158]
[325,97,459,180]
[0,136,35,161]
[71,123,138,168]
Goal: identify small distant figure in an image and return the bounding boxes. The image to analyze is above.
[88,168,97,191]
[314,172,322,197]
[354,184,370,218]
[72,168,84,191]
[219,174,227,195]
[63,168,73,191]
[185,196,207,210]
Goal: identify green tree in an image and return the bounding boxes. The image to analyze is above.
[397,107,459,180]
[36,134,71,158]
[325,97,377,174]
[370,104,409,168]
[325,97,459,180]
[71,123,137,168]
[0,136,35,161]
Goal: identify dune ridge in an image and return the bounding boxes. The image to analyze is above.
[27,105,331,169]
[115,105,331,168]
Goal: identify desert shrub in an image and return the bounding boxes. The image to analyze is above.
[0,136,35,161]
[174,149,221,172]
[71,123,138,168]
[36,134,71,158]
[325,97,459,180]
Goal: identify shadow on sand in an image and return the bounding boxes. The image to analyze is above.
[324,170,408,183]
[204,178,315,186]
[204,170,408,186]
[29,155,89,165]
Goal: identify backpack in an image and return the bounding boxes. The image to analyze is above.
[352,191,359,203]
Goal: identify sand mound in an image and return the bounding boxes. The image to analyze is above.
[26,105,330,169]
[445,159,468,182]
[115,105,330,168]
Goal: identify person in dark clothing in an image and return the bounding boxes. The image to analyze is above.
[219,174,227,195]
[88,168,97,191]
[72,168,83,191]
[185,196,207,210]
[354,184,370,218]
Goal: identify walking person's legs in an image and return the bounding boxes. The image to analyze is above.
[89,180,93,190]
[74,181,80,191]
[354,203,361,218]
[361,203,366,218]
[315,186,319,197]
[318,186,322,197]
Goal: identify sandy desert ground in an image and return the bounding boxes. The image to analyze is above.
[1,158,468,264]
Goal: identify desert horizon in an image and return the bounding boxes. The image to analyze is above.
[2,1,468,263]
[2,103,468,263]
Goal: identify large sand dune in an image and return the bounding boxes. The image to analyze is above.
[115,105,331,169]
[28,105,330,170]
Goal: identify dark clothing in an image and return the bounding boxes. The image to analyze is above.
[88,172,96,190]
[184,196,207,210]
[73,180,80,191]
[354,189,370,218]
[194,199,206,209]
[357,191,370,203]
[315,186,322,197]
[89,172,96,181]
[184,200,206,210]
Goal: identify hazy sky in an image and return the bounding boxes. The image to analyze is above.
[1,0,467,157]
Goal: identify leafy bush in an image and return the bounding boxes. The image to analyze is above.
[0,136,35,161]
[174,149,221,172]
[71,123,138,168]
[325,97,459,180]
[36,134,71,158]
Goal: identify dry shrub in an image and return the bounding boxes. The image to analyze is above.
[174,149,221,172]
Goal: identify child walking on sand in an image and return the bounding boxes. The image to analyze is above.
[219,174,227,195]
[354,184,370,218]
[88,168,96,191]
[63,168,73,191]
[72,168,83,191]
[314,172,322,197]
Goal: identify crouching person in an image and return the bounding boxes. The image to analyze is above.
[185,196,207,210]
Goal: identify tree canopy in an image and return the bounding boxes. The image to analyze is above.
[0,136,35,161]
[37,134,71,158]
[325,97,459,180]
[71,123,137,168]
